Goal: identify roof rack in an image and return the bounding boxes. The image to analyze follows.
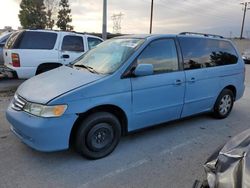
[179,32,224,39]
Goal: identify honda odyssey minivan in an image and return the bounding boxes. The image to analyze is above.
[6,33,245,159]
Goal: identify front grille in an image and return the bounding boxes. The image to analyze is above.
[11,94,27,111]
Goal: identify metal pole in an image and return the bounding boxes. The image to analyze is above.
[240,2,248,39]
[102,0,107,40]
[149,0,154,34]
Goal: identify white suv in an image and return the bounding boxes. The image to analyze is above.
[3,30,103,79]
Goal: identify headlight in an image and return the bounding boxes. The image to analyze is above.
[23,102,67,117]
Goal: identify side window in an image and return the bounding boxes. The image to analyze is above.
[179,37,238,70]
[17,31,57,50]
[88,37,102,50]
[62,35,84,52]
[137,39,179,74]
[213,40,238,66]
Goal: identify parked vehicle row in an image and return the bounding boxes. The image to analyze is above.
[2,30,249,79]
[6,33,245,159]
[3,29,103,79]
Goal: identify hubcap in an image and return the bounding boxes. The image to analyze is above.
[219,94,232,115]
[87,123,114,152]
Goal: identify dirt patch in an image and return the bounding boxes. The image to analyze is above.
[0,89,15,97]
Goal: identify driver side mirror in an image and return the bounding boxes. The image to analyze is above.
[134,64,153,77]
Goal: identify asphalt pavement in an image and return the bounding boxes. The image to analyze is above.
[0,66,250,188]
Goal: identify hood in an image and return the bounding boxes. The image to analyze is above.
[17,66,104,104]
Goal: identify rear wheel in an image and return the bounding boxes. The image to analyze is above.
[213,89,234,119]
[76,112,121,159]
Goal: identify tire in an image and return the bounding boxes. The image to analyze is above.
[76,112,121,159]
[213,89,234,119]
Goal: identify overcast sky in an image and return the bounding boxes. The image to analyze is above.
[0,0,249,38]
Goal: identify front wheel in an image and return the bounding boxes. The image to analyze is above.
[76,112,121,159]
[213,89,234,119]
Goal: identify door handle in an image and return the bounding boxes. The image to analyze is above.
[61,54,70,59]
[188,77,196,83]
[174,79,182,85]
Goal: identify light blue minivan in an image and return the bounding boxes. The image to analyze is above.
[6,33,245,159]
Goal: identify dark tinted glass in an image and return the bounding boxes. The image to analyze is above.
[17,31,57,49]
[179,37,238,70]
[137,39,178,73]
[62,35,84,52]
[88,37,102,50]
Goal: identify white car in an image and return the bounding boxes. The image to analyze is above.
[3,30,103,79]
[242,49,250,64]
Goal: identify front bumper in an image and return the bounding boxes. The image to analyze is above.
[6,105,78,152]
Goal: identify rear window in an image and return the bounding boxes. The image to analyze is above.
[179,37,238,70]
[16,31,57,50]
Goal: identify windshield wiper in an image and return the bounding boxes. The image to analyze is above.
[73,64,99,74]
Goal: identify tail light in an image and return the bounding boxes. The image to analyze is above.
[11,53,20,67]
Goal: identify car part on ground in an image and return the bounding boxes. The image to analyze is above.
[195,128,250,188]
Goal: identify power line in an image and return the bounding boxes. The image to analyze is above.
[240,1,250,39]
[111,13,124,34]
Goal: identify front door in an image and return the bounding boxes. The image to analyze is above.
[131,38,185,130]
[59,34,85,65]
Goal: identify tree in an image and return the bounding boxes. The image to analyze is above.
[18,0,47,29]
[44,0,59,29]
[56,0,73,31]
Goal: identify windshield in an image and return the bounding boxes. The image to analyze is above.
[73,38,145,74]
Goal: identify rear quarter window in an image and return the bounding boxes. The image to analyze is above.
[16,31,57,50]
[179,37,238,70]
